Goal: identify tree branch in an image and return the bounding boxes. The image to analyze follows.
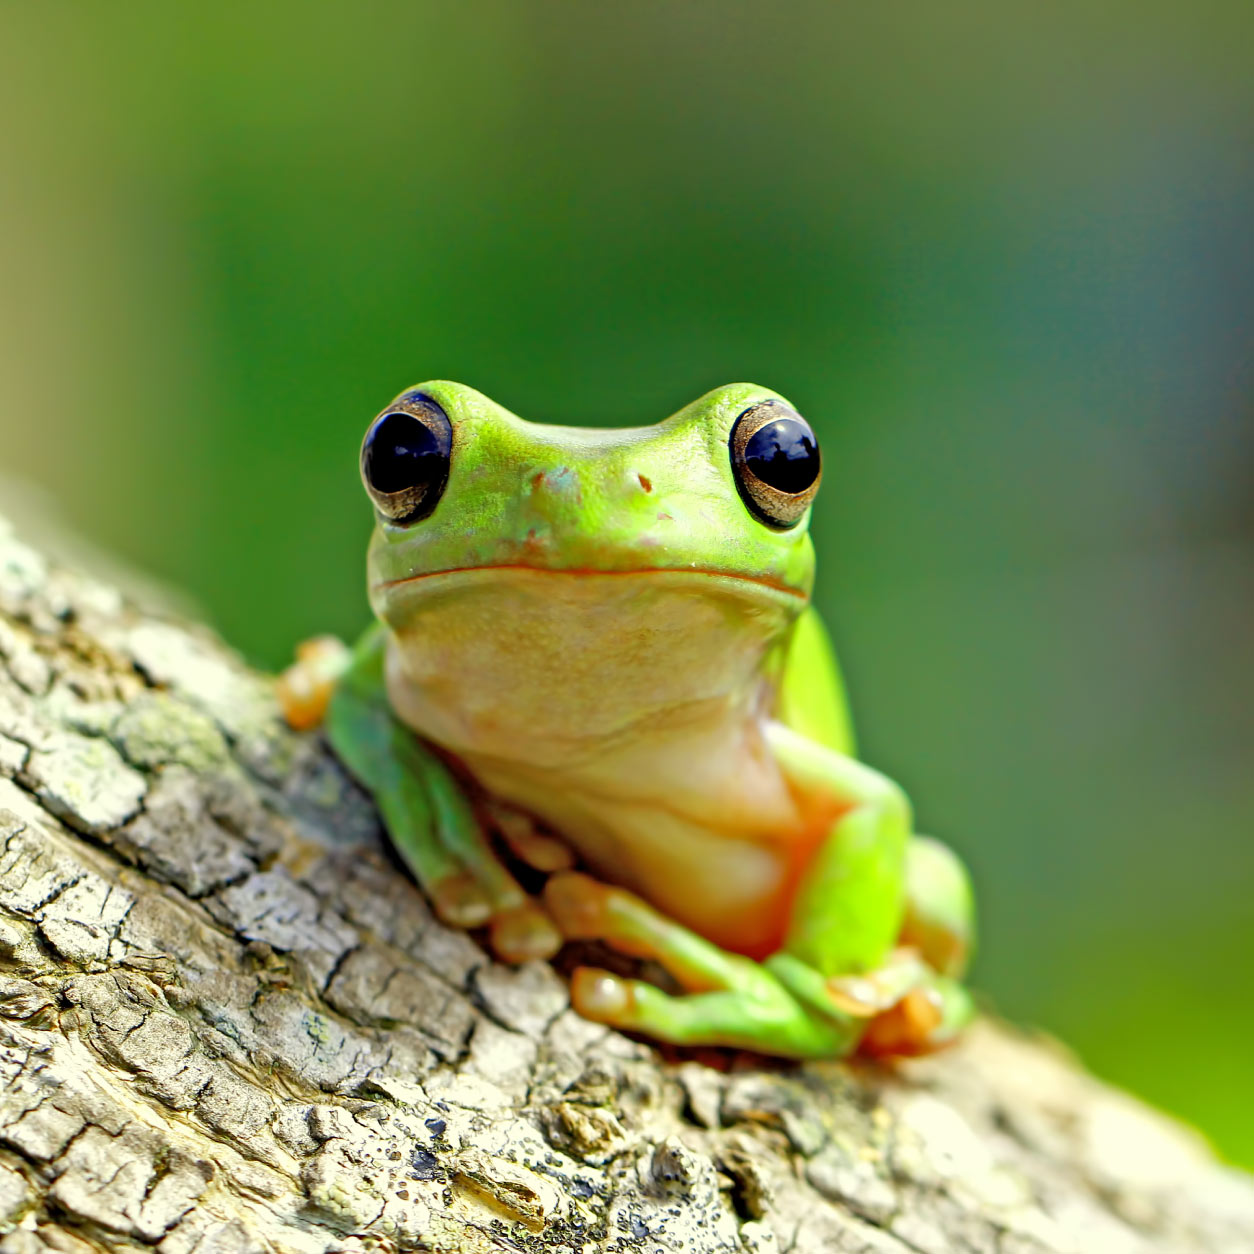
[0,512,1248,1253]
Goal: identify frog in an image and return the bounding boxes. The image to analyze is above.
[279,381,976,1059]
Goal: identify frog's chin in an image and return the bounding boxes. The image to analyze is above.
[373,565,805,766]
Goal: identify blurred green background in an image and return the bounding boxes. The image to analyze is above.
[1,3,1251,1164]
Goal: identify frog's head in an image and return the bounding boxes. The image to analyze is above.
[360,381,823,757]
[363,380,821,603]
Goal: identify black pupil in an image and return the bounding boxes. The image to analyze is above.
[744,417,820,494]
[363,412,442,494]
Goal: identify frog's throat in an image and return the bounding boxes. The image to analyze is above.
[374,563,807,604]
[375,564,805,768]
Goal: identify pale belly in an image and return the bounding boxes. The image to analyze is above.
[460,730,823,959]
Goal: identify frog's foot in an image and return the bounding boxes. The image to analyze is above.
[427,804,568,961]
[426,872,561,964]
[825,947,933,1016]
[858,974,974,1057]
[424,874,560,963]
[486,902,563,963]
[769,947,974,1059]
[426,871,498,929]
[544,872,859,1058]
[383,786,563,961]
[277,636,351,730]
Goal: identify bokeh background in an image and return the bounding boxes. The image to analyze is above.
[1,4,1251,1164]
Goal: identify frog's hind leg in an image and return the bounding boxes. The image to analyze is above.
[328,627,561,962]
[838,836,976,1056]
[763,722,976,1056]
[544,872,861,1058]
[545,871,741,991]
[902,835,975,979]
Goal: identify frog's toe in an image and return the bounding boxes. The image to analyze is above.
[431,873,495,928]
[825,947,931,1017]
[570,967,700,1038]
[570,967,635,1021]
[543,871,612,940]
[569,966,845,1058]
[546,872,755,994]
[489,902,563,963]
[858,975,975,1058]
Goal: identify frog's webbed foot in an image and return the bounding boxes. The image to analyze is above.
[823,949,974,1056]
[543,872,974,1058]
[543,872,860,1058]
[857,976,973,1057]
[277,635,351,730]
[401,798,563,964]
[429,803,571,963]
[385,820,562,965]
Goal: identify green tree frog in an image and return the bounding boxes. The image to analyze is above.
[280,382,975,1059]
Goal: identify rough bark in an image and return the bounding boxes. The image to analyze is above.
[0,512,1248,1254]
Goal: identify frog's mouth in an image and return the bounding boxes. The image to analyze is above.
[375,563,807,604]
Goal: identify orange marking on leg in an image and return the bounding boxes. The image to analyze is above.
[725,797,854,962]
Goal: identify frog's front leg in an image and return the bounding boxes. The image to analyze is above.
[325,626,561,962]
[544,720,974,1058]
[544,872,864,1058]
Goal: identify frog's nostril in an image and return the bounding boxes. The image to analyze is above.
[637,473,653,494]
[527,467,581,501]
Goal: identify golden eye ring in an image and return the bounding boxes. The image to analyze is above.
[360,392,453,525]
[729,400,822,529]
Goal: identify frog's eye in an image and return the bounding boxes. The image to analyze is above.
[729,401,822,529]
[360,394,453,525]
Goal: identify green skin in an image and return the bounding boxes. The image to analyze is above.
[325,381,975,1059]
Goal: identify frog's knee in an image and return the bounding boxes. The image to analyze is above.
[875,776,912,829]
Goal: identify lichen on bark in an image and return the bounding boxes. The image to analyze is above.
[0,512,1249,1253]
